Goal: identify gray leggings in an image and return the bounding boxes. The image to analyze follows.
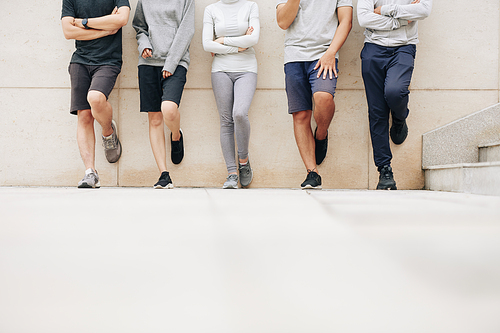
[211,72,257,174]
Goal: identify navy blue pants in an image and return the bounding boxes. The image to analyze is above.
[361,43,416,167]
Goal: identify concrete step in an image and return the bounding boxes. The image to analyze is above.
[479,142,500,162]
[424,162,500,196]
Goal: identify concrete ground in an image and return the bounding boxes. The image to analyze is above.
[1,187,500,333]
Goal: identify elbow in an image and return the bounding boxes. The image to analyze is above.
[357,16,368,28]
[118,17,129,28]
[62,29,74,40]
[277,20,290,30]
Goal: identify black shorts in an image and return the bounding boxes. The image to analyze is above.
[138,65,187,112]
[68,63,121,115]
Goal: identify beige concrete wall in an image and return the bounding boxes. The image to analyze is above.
[0,0,499,189]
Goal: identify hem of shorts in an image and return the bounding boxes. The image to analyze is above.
[70,106,91,115]
[288,108,312,114]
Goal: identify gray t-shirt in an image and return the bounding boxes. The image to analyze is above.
[277,0,353,64]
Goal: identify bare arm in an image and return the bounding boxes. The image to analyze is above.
[74,6,130,30]
[314,6,353,79]
[61,16,117,41]
[276,0,300,30]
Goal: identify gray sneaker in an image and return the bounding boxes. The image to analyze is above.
[238,159,253,187]
[223,174,238,189]
[102,120,122,163]
[78,169,100,188]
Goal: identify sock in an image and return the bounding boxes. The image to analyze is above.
[85,168,94,175]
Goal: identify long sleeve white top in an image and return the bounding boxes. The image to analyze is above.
[357,0,432,47]
[203,0,260,73]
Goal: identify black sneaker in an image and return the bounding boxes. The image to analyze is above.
[376,165,397,190]
[301,171,322,190]
[314,128,328,165]
[390,118,408,145]
[171,129,184,164]
[154,171,174,189]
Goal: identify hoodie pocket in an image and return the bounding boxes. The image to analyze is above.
[149,25,177,59]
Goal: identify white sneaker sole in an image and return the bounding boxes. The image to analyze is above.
[153,183,174,189]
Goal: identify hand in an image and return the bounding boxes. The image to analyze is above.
[238,47,247,52]
[374,6,382,15]
[111,6,118,15]
[142,48,152,59]
[314,51,337,79]
[163,71,172,79]
[214,37,224,44]
[245,26,254,35]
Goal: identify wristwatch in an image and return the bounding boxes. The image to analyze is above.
[82,18,90,29]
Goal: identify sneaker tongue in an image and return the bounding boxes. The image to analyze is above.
[85,168,94,175]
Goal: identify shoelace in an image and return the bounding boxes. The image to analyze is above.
[381,169,393,179]
[103,135,117,150]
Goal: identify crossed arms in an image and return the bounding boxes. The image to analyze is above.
[358,0,431,30]
[61,6,130,41]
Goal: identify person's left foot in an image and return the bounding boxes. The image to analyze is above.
[171,129,184,164]
[314,128,328,165]
[390,118,408,145]
[154,171,174,189]
[102,120,122,163]
[238,159,253,187]
[301,171,322,190]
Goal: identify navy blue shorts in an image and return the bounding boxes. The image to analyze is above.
[68,63,121,115]
[138,65,187,112]
[284,59,338,114]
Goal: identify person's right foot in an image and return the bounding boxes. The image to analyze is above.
[223,174,238,189]
[154,171,174,189]
[78,169,100,188]
[376,165,397,190]
[301,171,322,190]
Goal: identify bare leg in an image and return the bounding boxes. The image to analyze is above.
[148,112,168,173]
[77,109,96,170]
[161,101,181,141]
[87,90,113,137]
[292,110,317,172]
[313,91,335,140]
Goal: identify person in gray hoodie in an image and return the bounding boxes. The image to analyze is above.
[358,0,432,190]
[133,0,195,189]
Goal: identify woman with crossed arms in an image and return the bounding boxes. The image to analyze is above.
[203,0,260,189]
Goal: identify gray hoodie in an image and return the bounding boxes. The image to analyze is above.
[133,0,195,73]
[357,0,432,47]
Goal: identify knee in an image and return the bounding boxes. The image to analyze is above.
[384,85,407,105]
[233,109,248,125]
[78,110,94,126]
[292,110,311,126]
[87,91,107,109]
[149,112,163,128]
[161,103,179,123]
[313,92,334,111]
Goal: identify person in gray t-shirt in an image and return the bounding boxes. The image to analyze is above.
[276,0,353,189]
